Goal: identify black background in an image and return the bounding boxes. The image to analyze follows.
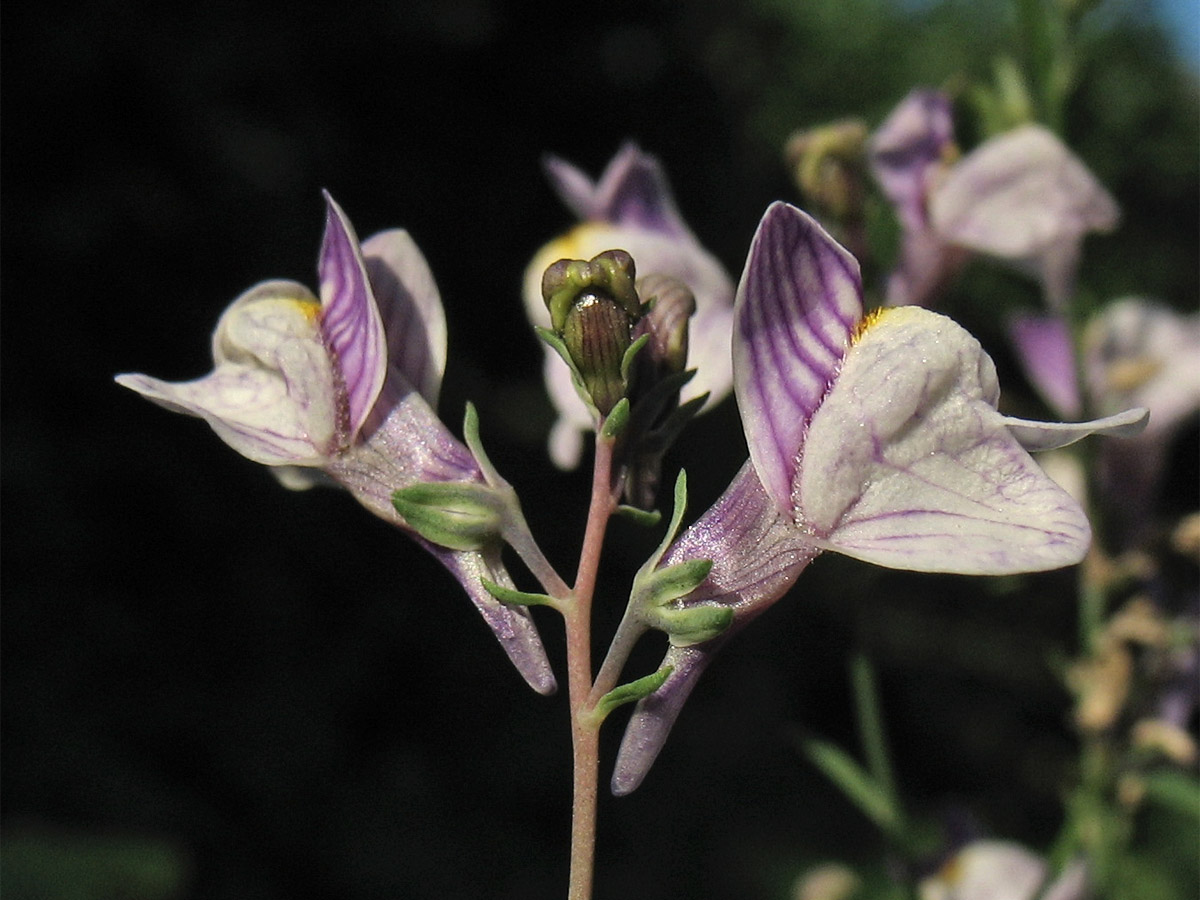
[4,2,1197,898]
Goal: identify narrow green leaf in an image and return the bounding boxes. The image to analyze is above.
[641,558,714,605]
[850,653,904,831]
[392,482,503,551]
[592,665,675,722]
[647,602,732,646]
[619,333,650,384]
[601,397,631,439]
[480,578,558,608]
[801,735,901,835]
[614,505,663,527]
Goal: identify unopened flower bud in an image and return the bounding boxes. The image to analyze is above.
[563,291,633,415]
[784,119,869,221]
[634,274,695,378]
[541,250,641,415]
[542,250,639,332]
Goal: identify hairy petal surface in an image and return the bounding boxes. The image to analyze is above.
[118,281,338,466]
[613,463,819,793]
[318,192,388,437]
[733,202,862,511]
[797,307,1092,574]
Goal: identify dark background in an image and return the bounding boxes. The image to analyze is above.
[3,1,1197,898]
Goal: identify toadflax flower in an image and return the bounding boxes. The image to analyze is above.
[611,202,1147,793]
[524,142,736,468]
[869,89,1118,309]
[116,193,555,694]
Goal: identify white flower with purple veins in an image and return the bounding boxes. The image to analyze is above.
[869,89,1118,308]
[524,142,736,468]
[611,202,1147,794]
[117,193,555,695]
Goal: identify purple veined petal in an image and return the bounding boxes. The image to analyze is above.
[613,462,819,793]
[117,281,339,466]
[733,202,862,512]
[322,384,556,694]
[798,307,1092,575]
[1001,406,1149,452]
[545,142,690,237]
[361,229,447,408]
[869,88,954,232]
[318,191,389,440]
[1009,313,1082,418]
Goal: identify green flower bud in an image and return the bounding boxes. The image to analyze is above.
[634,274,695,379]
[783,119,868,221]
[541,250,642,416]
[391,481,506,551]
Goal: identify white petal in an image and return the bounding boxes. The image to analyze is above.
[1001,407,1149,452]
[798,307,1091,574]
[361,228,448,407]
[930,125,1118,258]
[120,283,338,467]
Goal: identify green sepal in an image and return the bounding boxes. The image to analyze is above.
[601,398,631,440]
[643,470,690,573]
[391,481,504,551]
[614,505,663,527]
[619,333,650,386]
[590,665,675,723]
[646,600,732,647]
[480,578,557,608]
[535,325,600,421]
[639,558,713,606]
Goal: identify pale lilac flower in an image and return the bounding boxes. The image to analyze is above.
[869,91,1118,309]
[868,89,964,307]
[1084,298,1200,543]
[929,124,1119,309]
[919,842,1089,900]
[117,193,555,694]
[612,203,1146,793]
[524,142,736,468]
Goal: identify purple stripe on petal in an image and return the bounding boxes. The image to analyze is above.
[318,192,388,440]
[733,202,862,512]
